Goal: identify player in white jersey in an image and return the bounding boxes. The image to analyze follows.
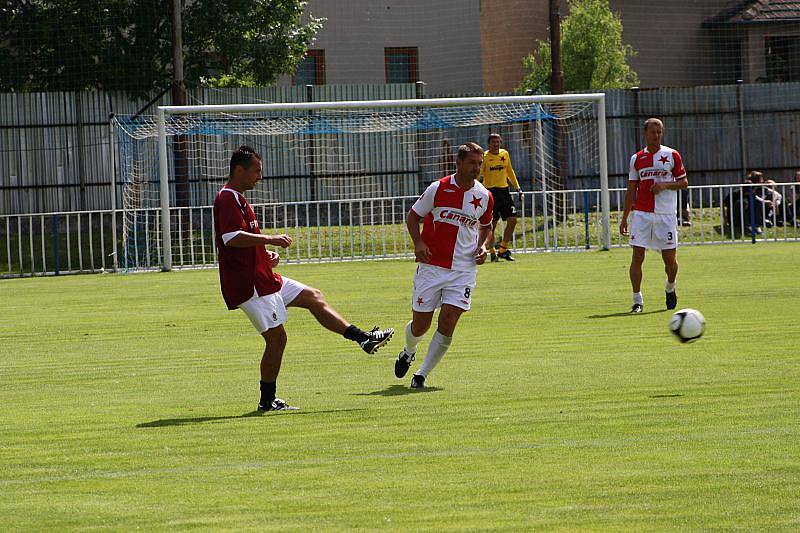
[620,118,688,313]
[394,142,494,388]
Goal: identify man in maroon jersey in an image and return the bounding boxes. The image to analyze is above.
[214,146,393,411]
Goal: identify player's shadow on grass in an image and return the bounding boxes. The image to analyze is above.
[587,309,669,319]
[136,408,365,428]
[353,384,442,397]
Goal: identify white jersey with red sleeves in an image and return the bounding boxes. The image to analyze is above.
[411,175,494,272]
[628,145,687,214]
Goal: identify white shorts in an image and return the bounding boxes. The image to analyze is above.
[629,211,678,251]
[238,276,307,333]
[412,263,477,312]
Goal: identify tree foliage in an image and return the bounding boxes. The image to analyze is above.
[0,0,323,98]
[519,0,638,93]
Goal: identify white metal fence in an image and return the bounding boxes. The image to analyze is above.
[2,183,798,278]
[1,209,119,276]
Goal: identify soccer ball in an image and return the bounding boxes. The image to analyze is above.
[669,308,705,343]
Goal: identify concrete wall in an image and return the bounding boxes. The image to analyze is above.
[606,0,734,88]
[479,0,548,93]
[296,0,483,95]
[292,1,796,92]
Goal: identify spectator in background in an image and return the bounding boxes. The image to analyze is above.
[677,188,691,226]
[723,171,766,236]
[764,179,783,227]
[745,171,768,234]
[722,186,744,236]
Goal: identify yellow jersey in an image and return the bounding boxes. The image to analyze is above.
[479,149,520,189]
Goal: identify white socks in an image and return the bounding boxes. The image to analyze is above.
[404,321,453,379]
[404,320,424,355]
[633,282,675,305]
[417,331,452,377]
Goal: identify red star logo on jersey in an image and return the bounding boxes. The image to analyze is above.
[659,155,669,164]
[470,195,482,209]
[416,297,424,305]
[500,156,505,162]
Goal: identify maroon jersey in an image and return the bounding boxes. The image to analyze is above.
[213,187,282,310]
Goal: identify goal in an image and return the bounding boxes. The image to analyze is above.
[113,94,609,271]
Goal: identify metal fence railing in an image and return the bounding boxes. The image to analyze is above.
[2,183,798,278]
[1,209,119,277]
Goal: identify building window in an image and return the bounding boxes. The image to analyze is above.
[294,50,325,86]
[385,47,419,83]
[765,35,800,82]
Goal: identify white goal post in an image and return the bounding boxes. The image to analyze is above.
[152,93,609,271]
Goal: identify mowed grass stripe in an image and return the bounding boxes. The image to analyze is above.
[1,243,799,529]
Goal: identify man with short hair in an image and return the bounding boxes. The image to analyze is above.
[394,142,494,388]
[620,118,688,313]
[479,133,522,262]
[214,146,393,411]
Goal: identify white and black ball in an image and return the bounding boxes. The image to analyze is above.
[669,308,706,343]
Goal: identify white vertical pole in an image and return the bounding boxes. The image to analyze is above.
[108,118,119,271]
[597,95,611,250]
[157,108,173,271]
[537,119,549,249]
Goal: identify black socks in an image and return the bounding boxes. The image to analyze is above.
[260,380,276,406]
[343,325,369,344]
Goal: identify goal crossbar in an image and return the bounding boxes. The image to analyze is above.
[155,94,610,271]
[158,93,606,115]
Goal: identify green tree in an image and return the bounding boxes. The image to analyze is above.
[0,0,323,98]
[519,0,638,93]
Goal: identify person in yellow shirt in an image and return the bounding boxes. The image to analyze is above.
[479,133,522,261]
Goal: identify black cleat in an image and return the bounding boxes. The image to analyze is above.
[498,250,515,261]
[666,290,677,310]
[631,303,643,313]
[360,326,394,354]
[490,253,499,262]
[395,350,415,378]
[258,398,299,412]
[410,374,426,389]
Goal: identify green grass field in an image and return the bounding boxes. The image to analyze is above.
[2,243,799,530]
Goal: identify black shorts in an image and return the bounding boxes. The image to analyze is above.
[490,187,517,221]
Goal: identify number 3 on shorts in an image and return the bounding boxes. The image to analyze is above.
[464,287,471,299]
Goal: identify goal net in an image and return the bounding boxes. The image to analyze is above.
[113,94,608,271]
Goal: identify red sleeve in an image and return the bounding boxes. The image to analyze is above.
[480,192,494,225]
[215,193,247,234]
[672,151,686,179]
